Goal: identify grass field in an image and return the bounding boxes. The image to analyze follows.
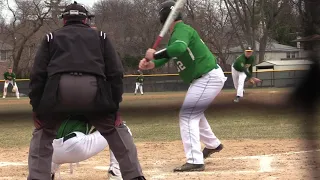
[0,88,319,179]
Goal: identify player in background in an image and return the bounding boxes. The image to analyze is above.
[139,0,226,172]
[51,113,131,180]
[134,71,144,95]
[3,67,19,99]
[231,46,255,103]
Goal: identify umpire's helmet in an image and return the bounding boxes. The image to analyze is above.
[60,1,93,22]
[159,0,182,24]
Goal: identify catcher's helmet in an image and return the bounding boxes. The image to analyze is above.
[60,1,93,21]
[159,0,182,24]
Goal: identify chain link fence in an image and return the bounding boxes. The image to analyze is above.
[0,69,308,96]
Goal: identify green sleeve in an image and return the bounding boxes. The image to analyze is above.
[166,28,191,57]
[12,73,16,84]
[247,56,255,77]
[3,73,6,80]
[152,58,170,68]
[244,67,252,78]
[239,58,251,77]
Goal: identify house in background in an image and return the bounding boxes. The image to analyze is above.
[253,60,313,71]
[225,41,307,66]
[0,40,12,78]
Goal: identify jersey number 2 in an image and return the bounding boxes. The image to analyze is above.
[176,61,186,72]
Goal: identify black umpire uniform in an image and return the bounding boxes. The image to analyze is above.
[27,1,145,180]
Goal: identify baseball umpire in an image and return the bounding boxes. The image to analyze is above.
[28,1,145,180]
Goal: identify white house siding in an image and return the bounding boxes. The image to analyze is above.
[263,52,287,61]
[274,65,311,71]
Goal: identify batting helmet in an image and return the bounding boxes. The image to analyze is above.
[60,1,93,22]
[159,0,182,24]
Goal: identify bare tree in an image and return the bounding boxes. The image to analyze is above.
[2,0,61,76]
[223,0,295,63]
[93,0,162,73]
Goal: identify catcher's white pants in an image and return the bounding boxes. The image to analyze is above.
[3,80,19,97]
[180,67,227,164]
[52,127,133,177]
[134,82,143,94]
[231,66,247,97]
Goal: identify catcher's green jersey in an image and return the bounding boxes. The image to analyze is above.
[136,76,144,83]
[3,72,16,83]
[153,22,218,84]
[233,54,255,78]
[56,115,92,139]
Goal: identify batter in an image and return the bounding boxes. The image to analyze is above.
[139,0,226,172]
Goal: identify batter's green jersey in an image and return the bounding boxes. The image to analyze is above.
[3,72,16,83]
[233,54,255,78]
[56,115,92,139]
[152,22,218,84]
[136,76,144,83]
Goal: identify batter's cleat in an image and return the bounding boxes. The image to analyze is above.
[203,144,224,159]
[233,97,240,103]
[173,163,205,172]
[2,96,5,98]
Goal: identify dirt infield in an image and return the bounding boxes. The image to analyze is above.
[0,140,319,180]
[1,88,319,179]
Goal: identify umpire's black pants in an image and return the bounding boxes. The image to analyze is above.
[27,74,144,180]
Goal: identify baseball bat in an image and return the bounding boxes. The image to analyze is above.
[148,0,187,60]
[138,0,187,72]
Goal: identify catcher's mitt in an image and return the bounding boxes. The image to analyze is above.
[248,77,262,84]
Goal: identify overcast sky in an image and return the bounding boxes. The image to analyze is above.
[72,0,100,8]
[1,0,100,22]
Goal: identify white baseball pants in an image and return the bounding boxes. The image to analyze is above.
[179,67,227,164]
[3,80,19,98]
[134,82,143,94]
[231,66,247,97]
[52,126,133,176]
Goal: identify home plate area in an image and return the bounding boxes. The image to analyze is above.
[1,140,320,179]
[90,149,320,180]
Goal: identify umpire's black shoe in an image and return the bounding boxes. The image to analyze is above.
[51,173,55,180]
[132,176,146,180]
[173,163,205,172]
[203,144,224,159]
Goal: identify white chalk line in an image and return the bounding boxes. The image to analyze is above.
[0,162,27,167]
[0,149,318,178]
[212,149,320,160]
[147,149,320,179]
[92,149,320,179]
[94,166,110,171]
